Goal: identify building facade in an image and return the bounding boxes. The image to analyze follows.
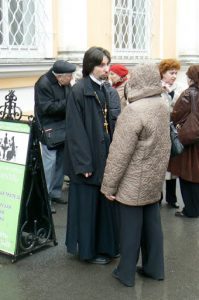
[0,0,198,114]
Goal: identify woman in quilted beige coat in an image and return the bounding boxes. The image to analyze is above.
[101,64,171,287]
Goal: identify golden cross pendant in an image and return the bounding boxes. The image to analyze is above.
[104,121,109,133]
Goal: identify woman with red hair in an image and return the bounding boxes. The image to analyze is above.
[159,59,182,208]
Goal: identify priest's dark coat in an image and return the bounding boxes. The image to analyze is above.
[64,76,121,260]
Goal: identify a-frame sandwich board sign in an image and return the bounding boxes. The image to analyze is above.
[0,119,57,262]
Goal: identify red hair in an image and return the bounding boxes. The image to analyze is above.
[159,59,181,78]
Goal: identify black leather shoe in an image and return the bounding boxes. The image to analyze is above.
[107,253,120,259]
[112,269,134,287]
[175,211,186,217]
[51,197,67,204]
[112,253,120,259]
[86,256,111,265]
[136,266,148,277]
[136,266,164,281]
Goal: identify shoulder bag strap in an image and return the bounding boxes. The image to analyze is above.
[190,90,198,112]
[34,111,43,133]
[124,81,128,101]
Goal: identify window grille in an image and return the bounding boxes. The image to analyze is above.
[113,0,151,60]
[0,0,52,59]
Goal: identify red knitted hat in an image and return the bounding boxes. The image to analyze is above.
[109,64,128,78]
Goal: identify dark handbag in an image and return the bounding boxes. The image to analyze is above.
[170,122,184,157]
[42,120,66,150]
[177,92,199,145]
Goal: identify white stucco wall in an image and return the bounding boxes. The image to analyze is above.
[0,87,34,116]
[58,0,87,53]
[177,66,188,90]
[177,0,199,59]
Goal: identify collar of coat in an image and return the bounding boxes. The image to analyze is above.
[89,74,105,86]
[45,68,59,85]
[82,76,109,99]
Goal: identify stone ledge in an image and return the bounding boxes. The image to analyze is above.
[0,60,54,79]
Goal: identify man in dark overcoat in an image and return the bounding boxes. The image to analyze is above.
[34,60,76,213]
[64,46,121,264]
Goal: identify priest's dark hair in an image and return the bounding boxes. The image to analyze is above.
[82,46,111,77]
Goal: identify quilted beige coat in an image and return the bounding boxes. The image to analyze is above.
[101,64,171,206]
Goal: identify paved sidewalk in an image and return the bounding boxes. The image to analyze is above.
[0,183,199,300]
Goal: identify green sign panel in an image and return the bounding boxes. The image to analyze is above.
[0,121,30,254]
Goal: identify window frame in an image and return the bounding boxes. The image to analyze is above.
[112,0,151,59]
[0,0,53,59]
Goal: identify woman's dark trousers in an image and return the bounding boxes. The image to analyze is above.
[179,178,199,217]
[116,202,164,286]
[166,179,177,204]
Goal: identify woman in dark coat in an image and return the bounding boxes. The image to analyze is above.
[169,65,199,218]
[64,47,120,264]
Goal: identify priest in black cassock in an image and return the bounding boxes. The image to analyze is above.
[64,46,121,264]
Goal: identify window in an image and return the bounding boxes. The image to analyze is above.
[113,0,151,59]
[0,0,53,59]
[8,0,35,46]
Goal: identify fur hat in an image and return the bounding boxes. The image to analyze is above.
[52,60,76,74]
[109,64,128,78]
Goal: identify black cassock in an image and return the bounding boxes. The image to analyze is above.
[64,77,120,260]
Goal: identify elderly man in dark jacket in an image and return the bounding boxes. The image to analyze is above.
[34,60,76,213]
[64,47,121,264]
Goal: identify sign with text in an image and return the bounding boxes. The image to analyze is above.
[0,121,30,254]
